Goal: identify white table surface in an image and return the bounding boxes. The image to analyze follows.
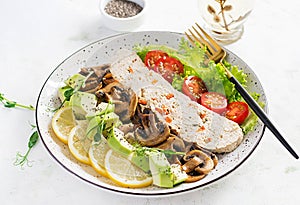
[1,0,300,204]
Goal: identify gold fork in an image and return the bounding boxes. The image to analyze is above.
[185,23,299,159]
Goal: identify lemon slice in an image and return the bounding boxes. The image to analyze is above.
[89,139,110,177]
[104,149,153,188]
[68,125,92,165]
[52,106,76,144]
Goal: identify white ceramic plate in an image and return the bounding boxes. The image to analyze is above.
[35,31,267,196]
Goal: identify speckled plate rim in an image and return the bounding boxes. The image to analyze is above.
[35,31,267,197]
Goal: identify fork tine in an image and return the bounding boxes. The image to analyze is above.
[209,49,224,63]
[184,31,197,46]
[185,23,227,62]
[185,30,212,58]
[185,30,206,51]
[195,23,221,51]
[191,26,215,55]
[187,24,299,160]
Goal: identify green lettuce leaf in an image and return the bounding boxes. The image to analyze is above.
[135,38,206,69]
[172,74,184,91]
[134,39,247,102]
[134,38,262,133]
[240,94,265,134]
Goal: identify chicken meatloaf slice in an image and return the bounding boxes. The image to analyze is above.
[110,51,244,153]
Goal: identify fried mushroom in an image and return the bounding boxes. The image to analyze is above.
[156,135,185,164]
[189,143,218,169]
[134,108,170,147]
[79,64,111,93]
[181,149,215,182]
[95,83,138,123]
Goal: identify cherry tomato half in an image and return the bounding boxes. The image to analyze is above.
[200,92,228,114]
[155,56,184,83]
[225,101,249,124]
[144,50,168,69]
[182,76,208,103]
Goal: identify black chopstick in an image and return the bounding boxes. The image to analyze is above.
[229,76,299,159]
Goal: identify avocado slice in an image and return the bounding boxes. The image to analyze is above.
[101,112,121,129]
[69,91,97,119]
[129,151,150,173]
[85,102,115,120]
[64,73,85,89]
[107,128,134,158]
[86,116,101,140]
[57,86,72,107]
[170,164,188,186]
[86,107,121,140]
[130,151,187,184]
[58,86,69,102]
[148,152,174,188]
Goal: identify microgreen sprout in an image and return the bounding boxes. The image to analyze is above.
[134,145,185,157]
[53,87,74,111]
[0,93,38,168]
[157,149,186,157]
[28,122,37,130]
[14,131,39,169]
[54,71,94,112]
[94,127,102,142]
[0,93,35,110]
[86,102,113,143]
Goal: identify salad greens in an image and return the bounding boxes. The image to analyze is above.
[240,94,265,134]
[135,38,263,134]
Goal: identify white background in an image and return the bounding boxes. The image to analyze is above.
[0,0,299,204]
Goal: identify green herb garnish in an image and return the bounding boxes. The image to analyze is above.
[93,127,102,142]
[86,101,113,142]
[55,71,94,111]
[157,149,185,157]
[0,93,35,110]
[134,145,185,157]
[0,93,39,168]
[14,131,39,169]
[54,87,74,111]
[28,121,37,130]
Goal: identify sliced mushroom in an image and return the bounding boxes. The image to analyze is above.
[118,123,135,134]
[91,64,110,78]
[191,150,214,175]
[181,149,215,182]
[194,158,214,175]
[124,132,136,144]
[79,64,110,78]
[189,143,218,168]
[202,150,218,169]
[96,81,121,94]
[102,72,116,85]
[95,83,138,123]
[78,65,111,93]
[118,123,137,144]
[182,156,203,173]
[134,107,170,147]
[185,174,206,183]
[111,86,138,123]
[157,135,185,151]
[79,67,89,76]
[156,135,186,164]
[80,80,101,93]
